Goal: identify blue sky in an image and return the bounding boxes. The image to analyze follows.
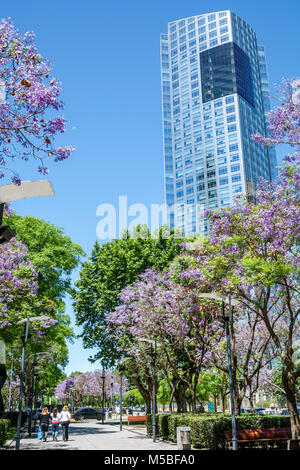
[2,0,299,375]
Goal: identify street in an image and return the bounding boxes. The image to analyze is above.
[13,421,178,451]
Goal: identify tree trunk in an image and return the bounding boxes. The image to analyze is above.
[249,396,254,413]
[174,388,186,413]
[0,365,7,412]
[221,394,226,413]
[282,366,300,439]
[213,395,218,412]
[233,382,242,415]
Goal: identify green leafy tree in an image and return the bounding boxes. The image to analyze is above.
[5,213,84,310]
[72,226,184,367]
[2,213,84,401]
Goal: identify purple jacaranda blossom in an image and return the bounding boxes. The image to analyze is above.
[0,18,75,183]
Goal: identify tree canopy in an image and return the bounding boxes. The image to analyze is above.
[72,226,185,367]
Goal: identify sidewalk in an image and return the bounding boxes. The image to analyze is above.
[12,421,178,451]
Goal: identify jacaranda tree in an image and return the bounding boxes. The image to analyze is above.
[0,18,74,182]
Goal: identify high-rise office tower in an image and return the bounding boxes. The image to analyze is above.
[160,11,277,235]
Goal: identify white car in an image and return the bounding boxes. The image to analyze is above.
[262,409,280,415]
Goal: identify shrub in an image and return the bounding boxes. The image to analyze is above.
[0,419,10,447]
[0,411,27,427]
[147,413,291,449]
[158,414,171,440]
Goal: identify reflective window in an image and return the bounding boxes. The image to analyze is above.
[221,35,229,43]
[219,177,229,185]
[229,143,239,152]
[225,96,234,104]
[200,42,254,106]
[220,27,228,34]
[232,174,241,182]
[232,184,242,193]
[231,164,240,172]
[219,18,228,25]
[226,105,235,114]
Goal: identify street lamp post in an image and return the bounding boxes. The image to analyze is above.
[15,317,30,451]
[110,374,114,410]
[152,339,157,443]
[15,315,50,450]
[28,351,49,436]
[120,372,123,431]
[222,296,238,451]
[138,338,160,443]
[101,371,105,424]
[199,293,239,450]
[8,348,16,411]
[117,357,132,431]
[27,352,37,437]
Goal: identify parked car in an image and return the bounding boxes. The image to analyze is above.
[253,407,266,415]
[72,408,103,421]
[30,408,42,420]
[281,408,300,416]
[133,406,145,412]
[195,405,205,413]
[262,409,280,415]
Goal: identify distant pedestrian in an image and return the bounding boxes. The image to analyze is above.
[39,407,51,442]
[50,407,61,441]
[60,405,71,442]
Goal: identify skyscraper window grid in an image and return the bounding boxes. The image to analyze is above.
[160,10,277,235]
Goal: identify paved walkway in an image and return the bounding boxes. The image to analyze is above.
[13,421,178,451]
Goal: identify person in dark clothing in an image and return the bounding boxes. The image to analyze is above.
[39,407,51,442]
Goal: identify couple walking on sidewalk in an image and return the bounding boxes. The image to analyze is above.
[39,405,71,442]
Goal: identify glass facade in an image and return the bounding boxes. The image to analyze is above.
[160,11,277,235]
[200,42,254,106]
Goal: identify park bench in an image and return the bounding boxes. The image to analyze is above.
[224,427,292,449]
[127,415,146,425]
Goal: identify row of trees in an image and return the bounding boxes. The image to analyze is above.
[73,80,300,438]
[0,213,84,410]
[54,370,120,409]
[0,17,79,410]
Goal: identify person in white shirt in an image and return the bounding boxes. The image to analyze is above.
[50,407,61,441]
[60,405,71,441]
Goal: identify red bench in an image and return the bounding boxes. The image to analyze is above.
[224,427,292,449]
[127,415,146,425]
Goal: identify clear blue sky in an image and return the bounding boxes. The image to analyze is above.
[2,0,299,375]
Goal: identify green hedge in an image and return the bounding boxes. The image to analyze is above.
[0,411,27,427]
[146,414,291,450]
[0,419,10,447]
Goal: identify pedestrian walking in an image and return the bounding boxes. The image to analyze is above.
[60,405,71,441]
[50,407,61,441]
[39,407,51,442]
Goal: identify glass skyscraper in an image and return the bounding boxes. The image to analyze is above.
[160,11,277,235]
